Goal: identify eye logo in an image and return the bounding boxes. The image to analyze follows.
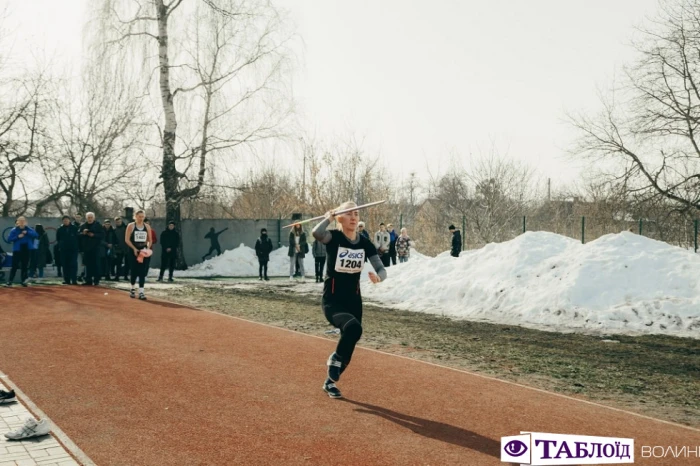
[503,440,528,457]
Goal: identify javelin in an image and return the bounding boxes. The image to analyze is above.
[283,200,386,228]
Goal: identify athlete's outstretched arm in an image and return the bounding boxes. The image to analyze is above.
[312,216,333,244]
[368,255,387,282]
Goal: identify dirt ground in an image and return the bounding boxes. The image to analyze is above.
[121,278,700,428]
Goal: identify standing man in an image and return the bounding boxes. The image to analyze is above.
[78,213,104,286]
[56,216,79,285]
[255,228,273,281]
[158,221,180,282]
[73,213,85,282]
[449,224,462,258]
[113,217,127,281]
[312,234,327,283]
[102,219,117,281]
[5,217,38,287]
[387,223,398,266]
[373,222,391,267]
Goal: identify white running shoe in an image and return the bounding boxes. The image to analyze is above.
[4,417,50,440]
[289,275,294,281]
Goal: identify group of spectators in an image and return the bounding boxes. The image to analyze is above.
[2,213,181,287]
[274,222,418,283]
[1,214,465,287]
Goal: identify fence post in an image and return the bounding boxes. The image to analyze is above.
[278,213,282,248]
[523,216,526,234]
[581,216,586,244]
[638,218,642,236]
[400,213,403,230]
[462,215,466,249]
[695,219,698,253]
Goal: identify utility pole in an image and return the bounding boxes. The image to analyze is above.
[547,178,551,202]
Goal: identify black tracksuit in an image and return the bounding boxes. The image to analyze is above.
[113,224,128,279]
[57,224,80,283]
[255,235,273,279]
[313,224,386,373]
[102,227,118,279]
[78,221,104,285]
[159,228,180,280]
[451,230,462,257]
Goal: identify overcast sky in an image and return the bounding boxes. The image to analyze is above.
[8,0,662,190]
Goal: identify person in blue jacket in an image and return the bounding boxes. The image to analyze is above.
[6,216,38,286]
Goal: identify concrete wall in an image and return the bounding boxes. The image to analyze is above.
[0,217,294,271]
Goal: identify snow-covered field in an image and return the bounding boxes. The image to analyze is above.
[161,243,428,278]
[162,232,700,338]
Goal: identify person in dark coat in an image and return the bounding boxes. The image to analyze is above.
[102,219,118,281]
[78,212,104,286]
[54,240,62,278]
[33,224,50,279]
[288,224,308,280]
[56,215,79,285]
[6,217,38,286]
[73,213,85,281]
[158,221,180,282]
[113,217,128,281]
[312,236,327,283]
[358,222,370,240]
[255,228,273,281]
[449,224,462,258]
[387,223,398,266]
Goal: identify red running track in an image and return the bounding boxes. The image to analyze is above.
[0,286,697,465]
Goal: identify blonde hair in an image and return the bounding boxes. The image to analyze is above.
[335,201,358,230]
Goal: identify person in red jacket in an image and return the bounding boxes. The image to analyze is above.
[144,218,157,277]
[145,219,158,245]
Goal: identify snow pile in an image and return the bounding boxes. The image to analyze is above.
[170,243,316,278]
[362,231,700,338]
[174,242,428,278]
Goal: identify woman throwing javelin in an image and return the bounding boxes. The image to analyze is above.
[312,201,387,399]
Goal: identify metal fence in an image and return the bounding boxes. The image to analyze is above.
[390,213,700,257]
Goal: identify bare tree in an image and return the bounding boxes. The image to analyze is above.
[0,74,46,217]
[228,166,299,219]
[39,60,144,217]
[571,0,700,214]
[302,135,394,228]
[432,152,538,246]
[93,0,295,267]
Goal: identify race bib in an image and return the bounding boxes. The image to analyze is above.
[134,230,148,243]
[335,247,365,274]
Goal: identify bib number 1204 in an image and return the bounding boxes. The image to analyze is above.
[335,247,364,273]
[339,258,362,269]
